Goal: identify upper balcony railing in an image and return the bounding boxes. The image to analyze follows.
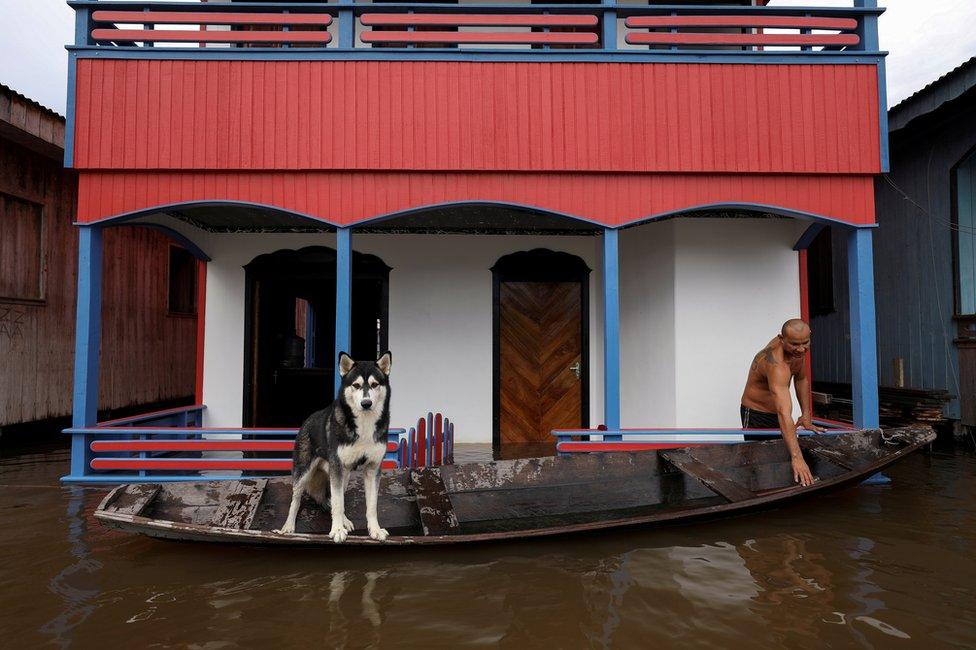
[68,1,883,59]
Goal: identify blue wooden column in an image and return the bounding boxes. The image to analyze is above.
[847,227,879,429]
[334,227,352,395]
[68,226,103,480]
[603,228,621,438]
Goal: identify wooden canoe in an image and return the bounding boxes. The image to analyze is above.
[94,427,934,546]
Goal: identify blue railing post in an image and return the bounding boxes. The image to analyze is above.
[603,228,621,438]
[68,226,103,481]
[853,0,879,52]
[601,0,616,52]
[848,227,879,430]
[337,0,355,49]
[335,227,352,395]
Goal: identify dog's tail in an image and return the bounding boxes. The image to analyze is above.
[306,469,329,508]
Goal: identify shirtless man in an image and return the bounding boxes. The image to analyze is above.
[741,319,823,487]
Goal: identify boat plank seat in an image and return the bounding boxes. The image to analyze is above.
[410,468,460,536]
[660,450,754,503]
[211,479,268,530]
[108,484,161,517]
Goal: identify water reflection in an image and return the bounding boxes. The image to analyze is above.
[1,444,974,647]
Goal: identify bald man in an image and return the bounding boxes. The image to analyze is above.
[740,319,823,487]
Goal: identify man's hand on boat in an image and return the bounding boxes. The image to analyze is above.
[796,416,826,433]
[791,455,815,487]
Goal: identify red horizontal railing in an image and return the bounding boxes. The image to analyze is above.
[92,29,332,46]
[361,32,598,46]
[624,16,858,30]
[90,8,333,47]
[91,11,333,26]
[625,33,859,48]
[360,13,598,27]
[74,1,878,54]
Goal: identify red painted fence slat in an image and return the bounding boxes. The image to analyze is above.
[360,32,598,45]
[91,440,294,452]
[624,16,857,30]
[416,417,426,467]
[434,413,443,465]
[625,33,859,47]
[92,29,332,44]
[91,459,292,471]
[361,13,598,27]
[92,11,333,26]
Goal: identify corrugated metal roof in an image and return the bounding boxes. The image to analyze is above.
[888,56,976,132]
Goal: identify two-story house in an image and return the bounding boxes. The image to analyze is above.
[62,0,887,481]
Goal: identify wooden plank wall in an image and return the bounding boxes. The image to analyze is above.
[73,60,881,175]
[0,137,197,427]
[810,94,976,420]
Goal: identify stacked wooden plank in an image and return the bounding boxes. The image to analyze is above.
[813,382,954,428]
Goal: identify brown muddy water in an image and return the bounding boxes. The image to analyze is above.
[1,441,975,648]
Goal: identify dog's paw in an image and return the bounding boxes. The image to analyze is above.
[273,524,295,535]
[342,515,355,532]
[329,524,348,544]
[368,526,389,542]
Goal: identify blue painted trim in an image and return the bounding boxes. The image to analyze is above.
[112,222,211,262]
[793,222,825,251]
[335,228,352,396]
[621,202,879,231]
[847,228,879,429]
[70,226,103,479]
[877,61,890,173]
[64,53,78,168]
[68,46,885,65]
[602,229,620,437]
[601,0,616,52]
[80,199,341,229]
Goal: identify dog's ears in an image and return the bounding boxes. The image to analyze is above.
[377,351,392,376]
[338,352,355,377]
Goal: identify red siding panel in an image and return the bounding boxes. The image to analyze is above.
[76,171,876,226]
[73,60,880,174]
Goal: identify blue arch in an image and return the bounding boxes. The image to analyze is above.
[80,200,341,229]
[349,200,607,229]
[619,202,877,231]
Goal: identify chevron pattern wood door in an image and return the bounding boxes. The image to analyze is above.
[499,281,583,444]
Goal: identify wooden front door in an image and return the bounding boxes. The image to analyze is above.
[498,281,584,444]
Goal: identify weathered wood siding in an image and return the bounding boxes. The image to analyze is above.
[0,137,197,427]
[811,93,976,419]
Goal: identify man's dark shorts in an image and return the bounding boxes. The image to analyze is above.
[740,405,780,429]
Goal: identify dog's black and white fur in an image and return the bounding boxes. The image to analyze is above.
[274,351,392,543]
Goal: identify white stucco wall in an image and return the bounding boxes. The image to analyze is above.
[673,219,806,427]
[195,232,605,442]
[620,221,677,427]
[182,216,806,441]
[620,218,806,429]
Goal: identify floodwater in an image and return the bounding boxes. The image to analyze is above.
[1,441,975,648]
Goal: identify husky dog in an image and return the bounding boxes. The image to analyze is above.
[274,351,392,543]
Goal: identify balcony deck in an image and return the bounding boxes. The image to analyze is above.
[69,1,883,62]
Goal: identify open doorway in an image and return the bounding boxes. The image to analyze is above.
[243,246,390,427]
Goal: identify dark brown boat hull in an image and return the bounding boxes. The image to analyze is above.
[94,427,935,546]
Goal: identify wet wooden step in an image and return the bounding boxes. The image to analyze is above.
[660,450,754,503]
[410,469,460,536]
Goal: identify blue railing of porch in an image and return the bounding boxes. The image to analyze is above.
[62,405,454,484]
[68,1,883,58]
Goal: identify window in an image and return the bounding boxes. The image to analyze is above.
[955,150,976,316]
[168,246,197,315]
[806,227,834,316]
[0,193,45,302]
